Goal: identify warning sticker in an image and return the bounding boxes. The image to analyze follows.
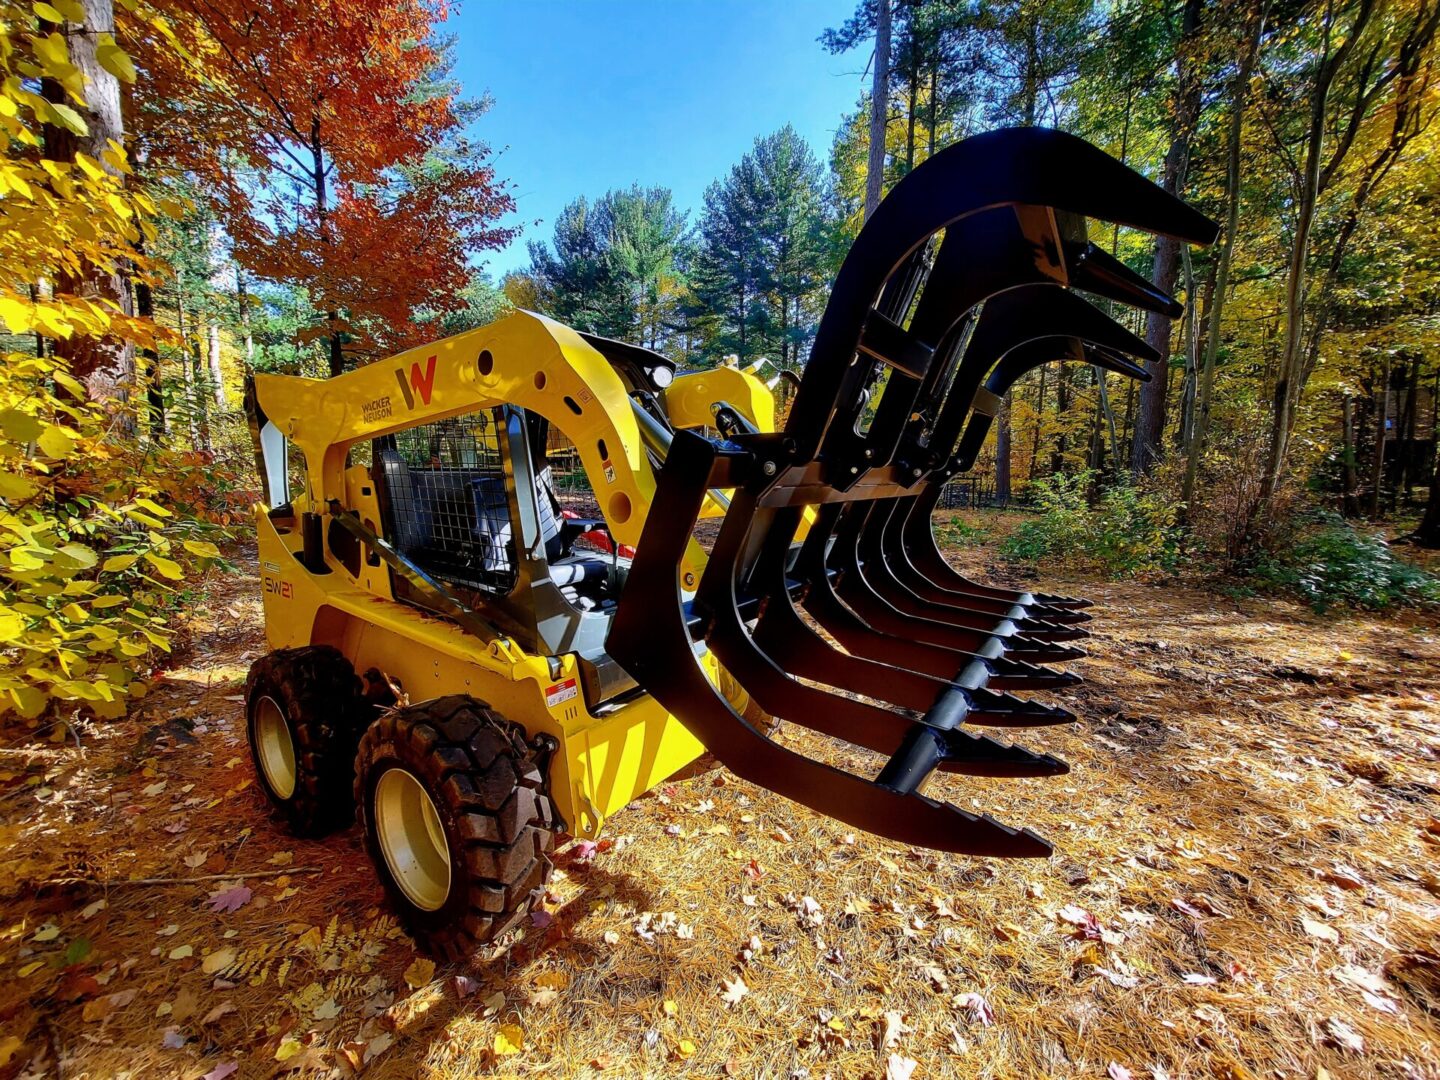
[602,460,616,484]
[544,678,579,709]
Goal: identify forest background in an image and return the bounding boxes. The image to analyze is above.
[2,0,1439,725]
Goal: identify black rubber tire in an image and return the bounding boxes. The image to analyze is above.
[245,645,364,837]
[354,695,555,962]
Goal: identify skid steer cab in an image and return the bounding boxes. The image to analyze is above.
[242,127,1216,961]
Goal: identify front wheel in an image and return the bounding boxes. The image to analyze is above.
[354,696,556,962]
[245,646,363,837]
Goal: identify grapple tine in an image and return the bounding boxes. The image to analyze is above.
[966,688,1076,727]
[1036,591,1091,609]
[932,728,1070,778]
[985,655,1083,691]
[1005,637,1089,663]
[1068,240,1184,318]
[1014,619,1092,643]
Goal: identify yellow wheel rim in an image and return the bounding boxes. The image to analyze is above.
[254,696,297,799]
[374,767,451,912]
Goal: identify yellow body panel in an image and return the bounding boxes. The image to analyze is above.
[250,311,769,837]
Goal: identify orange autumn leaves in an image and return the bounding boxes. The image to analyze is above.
[130,0,515,362]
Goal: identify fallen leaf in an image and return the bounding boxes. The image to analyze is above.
[363,1032,393,1064]
[955,992,994,1026]
[1323,1016,1363,1052]
[0,1038,23,1067]
[1057,905,1102,940]
[675,1038,696,1059]
[482,990,505,1017]
[275,1036,303,1061]
[200,1064,238,1080]
[161,1027,185,1049]
[32,923,59,942]
[527,987,559,1008]
[572,840,598,861]
[493,1023,524,1056]
[881,1009,912,1048]
[721,976,749,1007]
[80,899,106,920]
[885,1052,918,1080]
[202,947,236,975]
[403,957,435,989]
[1182,973,1218,986]
[201,1002,236,1025]
[168,944,193,960]
[1321,866,1366,891]
[184,852,208,869]
[1108,1065,1135,1080]
[602,930,620,945]
[1171,898,1208,919]
[206,885,252,914]
[313,997,341,1020]
[1302,917,1340,945]
[81,988,137,1022]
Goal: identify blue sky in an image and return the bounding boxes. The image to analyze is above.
[449,0,867,278]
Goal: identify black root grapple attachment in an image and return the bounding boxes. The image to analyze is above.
[610,128,1216,857]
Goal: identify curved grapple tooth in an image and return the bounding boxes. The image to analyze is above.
[936,728,1070,778]
[967,688,1076,727]
[1035,591,1091,609]
[1014,619,1091,643]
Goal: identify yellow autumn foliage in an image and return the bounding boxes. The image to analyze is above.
[0,0,231,721]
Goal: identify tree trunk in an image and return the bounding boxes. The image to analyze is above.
[864,0,892,222]
[236,267,255,362]
[41,0,135,409]
[1418,442,1440,547]
[1258,0,1384,508]
[1369,353,1391,519]
[1029,364,1047,478]
[1051,366,1070,475]
[208,322,225,408]
[175,294,199,449]
[134,270,164,439]
[1395,354,1421,506]
[1130,0,1204,479]
[995,394,1012,505]
[1182,3,1265,509]
[1175,245,1200,450]
[1341,394,1358,517]
[1096,366,1120,471]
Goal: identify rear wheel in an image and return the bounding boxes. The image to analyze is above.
[355,695,555,962]
[245,646,363,837]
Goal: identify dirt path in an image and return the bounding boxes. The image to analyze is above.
[1,546,1437,1079]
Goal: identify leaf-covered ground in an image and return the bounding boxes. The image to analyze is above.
[1,538,1438,1079]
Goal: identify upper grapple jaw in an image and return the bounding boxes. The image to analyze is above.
[607,128,1215,859]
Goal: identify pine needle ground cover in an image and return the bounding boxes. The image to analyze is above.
[0,539,1436,1079]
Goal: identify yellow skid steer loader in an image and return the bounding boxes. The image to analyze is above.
[242,128,1216,960]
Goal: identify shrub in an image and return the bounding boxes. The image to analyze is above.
[1001,471,1182,578]
[1247,511,1440,612]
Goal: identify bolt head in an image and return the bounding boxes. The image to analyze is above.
[761,461,777,476]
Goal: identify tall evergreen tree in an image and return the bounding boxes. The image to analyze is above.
[692,126,830,372]
[527,186,694,352]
